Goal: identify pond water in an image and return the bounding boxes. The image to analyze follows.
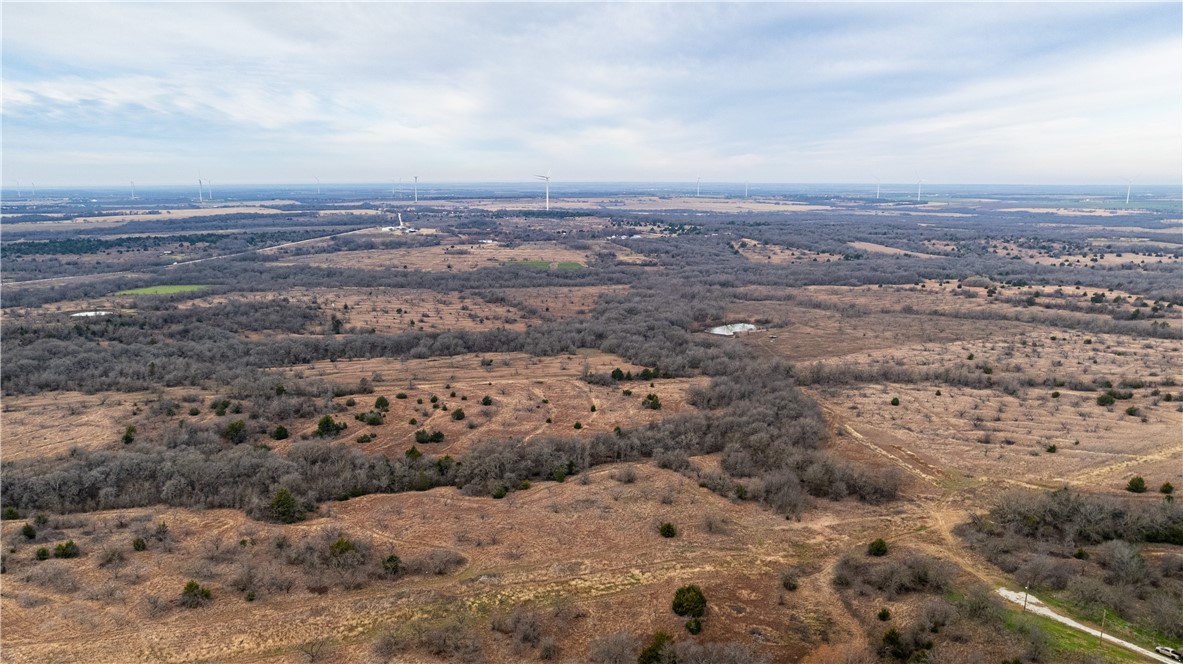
[708,323,756,336]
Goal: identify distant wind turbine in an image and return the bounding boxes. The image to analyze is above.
[15,180,21,198]
[696,177,701,197]
[205,179,214,200]
[314,177,321,195]
[197,179,204,204]
[1125,178,1132,206]
[413,176,418,203]
[875,178,881,200]
[916,177,925,202]
[130,181,137,200]
[744,182,749,199]
[534,171,551,211]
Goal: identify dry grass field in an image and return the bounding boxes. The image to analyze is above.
[274,352,706,458]
[0,456,951,664]
[276,241,590,272]
[731,239,843,265]
[846,241,943,259]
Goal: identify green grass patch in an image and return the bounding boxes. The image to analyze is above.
[503,260,551,269]
[1003,609,1142,662]
[1039,593,1182,651]
[116,284,210,295]
[556,261,584,270]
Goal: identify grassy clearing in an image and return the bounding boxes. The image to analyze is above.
[503,260,551,269]
[116,284,210,295]
[556,261,584,270]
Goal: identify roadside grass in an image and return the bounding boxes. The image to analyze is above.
[1039,593,1182,652]
[116,284,210,295]
[1004,608,1143,662]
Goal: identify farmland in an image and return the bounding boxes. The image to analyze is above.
[2,187,1181,663]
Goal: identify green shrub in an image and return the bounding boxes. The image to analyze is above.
[189,407,200,416]
[221,419,248,444]
[659,522,677,538]
[315,415,347,437]
[375,396,390,410]
[21,524,36,540]
[481,395,493,406]
[133,537,147,552]
[121,425,137,445]
[492,486,508,499]
[1097,393,1116,406]
[672,584,707,617]
[345,397,356,407]
[637,632,673,664]
[685,616,702,634]
[356,433,373,443]
[383,554,401,576]
[271,425,289,440]
[1125,406,1139,416]
[1073,547,1089,560]
[1127,476,1147,493]
[878,608,891,621]
[271,487,302,523]
[180,580,212,608]
[573,421,582,430]
[867,538,889,556]
[395,393,407,399]
[328,537,356,558]
[890,397,900,406]
[35,548,49,561]
[642,393,662,410]
[1046,444,1057,453]
[451,408,465,421]
[1162,482,1175,495]
[405,446,422,460]
[53,540,80,559]
[1,507,18,520]
[1051,391,1060,398]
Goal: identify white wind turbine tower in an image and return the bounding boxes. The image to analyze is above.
[696,177,701,197]
[875,177,881,200]
[533,171,551,211]
[413,176,418,203]
[314,177,321,195]
[130,181,137,200]
[744,182,749,198]
[1125,178,1132,205]
[205,179,214,200]
[916,177,925,202]
[197,179,204,204]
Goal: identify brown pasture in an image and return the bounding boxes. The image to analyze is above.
[274,352,705,458]
[275,241,590,272]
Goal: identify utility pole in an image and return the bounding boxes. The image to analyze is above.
[1022,585,1030,612]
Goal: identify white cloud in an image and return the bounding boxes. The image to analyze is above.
[2,2,1179,185]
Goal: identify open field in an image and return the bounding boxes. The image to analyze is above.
[275,241,590,272]
[274,352,706,457]
[4,189,1183,663]
[732,239,843,264]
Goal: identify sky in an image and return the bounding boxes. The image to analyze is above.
[2,2,1181,186]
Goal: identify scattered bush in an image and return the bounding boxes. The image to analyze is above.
[672,584,707,617]
[21,523,36,540]
[637,632,674,664]
[271,425,289,440]
[659,522,677,538]
[868,538,889,556]
[53,540,80,559]
[180,580,212,608]
[878,607,891,621]
[890,397,900,406]
[1127,476,1147,493]
[133,537,147,551]
[451,408,465,421]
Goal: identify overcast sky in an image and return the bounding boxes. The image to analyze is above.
[3,2,1180,186]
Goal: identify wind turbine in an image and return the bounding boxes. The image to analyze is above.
[875,177,881,200]
[197,179,204,204]
[130,181,137,200]
[533,171,551,211]
[1124,178,1132,205]
[744,182,749,199]
[413,176,418,203]
[696,177,701,197]
[205,179,214,200]
[314,177,321,195]
[916,177,925,202]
